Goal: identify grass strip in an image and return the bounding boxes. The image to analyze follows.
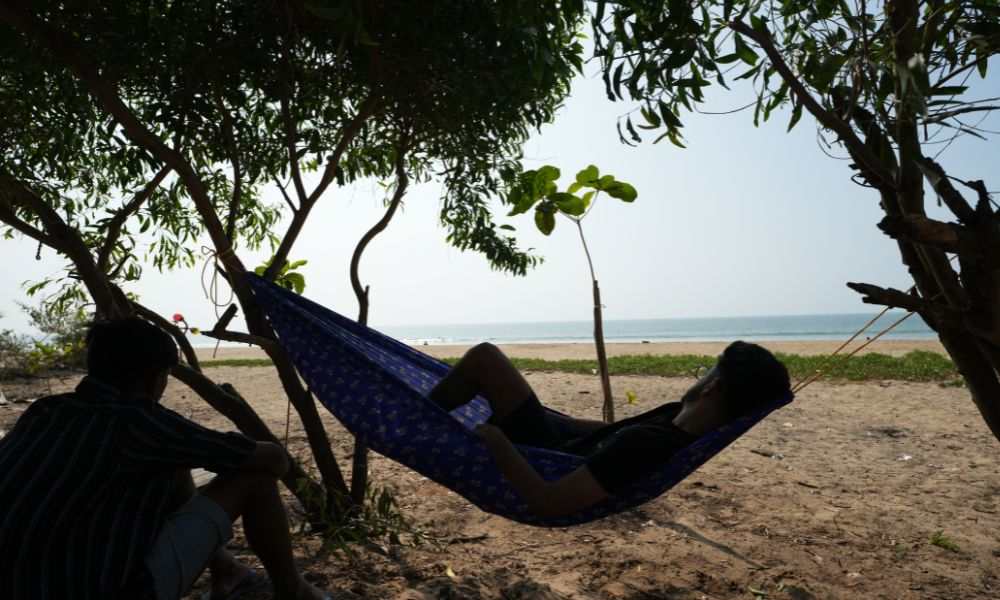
[202,350,959,383]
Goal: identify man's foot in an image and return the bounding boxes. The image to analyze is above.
[205,565,269,600]
[276,578,329,600]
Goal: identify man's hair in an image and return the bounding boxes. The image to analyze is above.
[86,317,178,385]
[716,341,790,418]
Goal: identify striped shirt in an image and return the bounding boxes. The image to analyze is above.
[0,377,256,600]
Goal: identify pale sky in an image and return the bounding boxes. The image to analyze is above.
[2,56,997,335]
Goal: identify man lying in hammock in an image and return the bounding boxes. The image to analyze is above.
[430,341,789,519]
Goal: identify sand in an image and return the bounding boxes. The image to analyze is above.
[2,338,996,600]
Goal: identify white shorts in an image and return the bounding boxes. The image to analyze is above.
[144,494,233,600]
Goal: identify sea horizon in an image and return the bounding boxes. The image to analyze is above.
[372,311,936,346]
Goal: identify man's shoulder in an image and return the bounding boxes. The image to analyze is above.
[18,391,81,416]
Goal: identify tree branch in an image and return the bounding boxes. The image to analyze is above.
[729,20,896,189]
[924,104,1000,124]
[350,133,410,326]
[211,304,239,335]
[915,157,977,224]
[133,301,201,371]
[0,200,56,247]
[215,95,244,243]
[877,215,987,259]
[0,167,127,315]
[97,165,171,271]
[273,176,298,213]
[202,328,278,354]
[280,91,308,206]
[846,281,963,326]
[0,4,255,311]
[263,95,379,281]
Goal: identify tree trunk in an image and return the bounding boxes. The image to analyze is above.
[938,332,1000,441]
[593,280,615,423]
[347,142,409,504]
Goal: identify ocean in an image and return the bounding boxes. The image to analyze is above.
[378,312,936,346]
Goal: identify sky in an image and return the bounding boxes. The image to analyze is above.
[1,54,997,336]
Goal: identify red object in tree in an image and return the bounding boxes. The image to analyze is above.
[172,313,185,323]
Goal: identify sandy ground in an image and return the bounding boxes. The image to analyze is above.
[2,339,997,600]
[196,338,948,363]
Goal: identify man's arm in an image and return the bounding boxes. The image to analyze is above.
[475,424,609,519]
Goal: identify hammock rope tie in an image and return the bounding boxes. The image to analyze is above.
[793,254,958,394]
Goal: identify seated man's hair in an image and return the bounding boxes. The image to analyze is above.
[717,341,790,417]
[86,317,179,385]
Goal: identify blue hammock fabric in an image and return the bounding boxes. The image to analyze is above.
[249,275,794,527]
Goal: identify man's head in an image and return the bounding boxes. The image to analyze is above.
[86,317,178,403]
[680,341,790,429]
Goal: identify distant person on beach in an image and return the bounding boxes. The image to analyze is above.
[0,318,329,600]
[430,341,789,518]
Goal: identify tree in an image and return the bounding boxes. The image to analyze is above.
[0,0,583,523]
[506,164,637,422]
[590,0,1000,442]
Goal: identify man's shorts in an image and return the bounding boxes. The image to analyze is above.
[143,494,234,600]
[488,392,560,447]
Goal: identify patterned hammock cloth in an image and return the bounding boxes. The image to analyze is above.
[248,275,794,527]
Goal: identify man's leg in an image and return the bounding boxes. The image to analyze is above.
[430,343,535,420]
[170,471,259,598]
[200,471,326,600]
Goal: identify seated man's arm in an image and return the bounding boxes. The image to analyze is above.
[123,407,261,475]
[476,424,609,519]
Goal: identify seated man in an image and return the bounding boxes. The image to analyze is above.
[0,318,329,600]
[430,341,789,519]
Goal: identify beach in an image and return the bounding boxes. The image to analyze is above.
[194,338,948,363]
[2,337,996,599]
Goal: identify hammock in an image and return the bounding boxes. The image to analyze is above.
[248,275,794,527]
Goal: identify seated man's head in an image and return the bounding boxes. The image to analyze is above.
[679,341,790,430]
[86,317,178,403]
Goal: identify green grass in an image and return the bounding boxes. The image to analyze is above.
[929,530,961,552]
[201,358,274,368]
[202,350,959,383]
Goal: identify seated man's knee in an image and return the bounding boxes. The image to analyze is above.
[201,470,278,519]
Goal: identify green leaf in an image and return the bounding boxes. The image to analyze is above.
[658,100,682,128]
[286,259,308,270]
[498,224,516,231]
[551,192,586,216]
[734,34,759,66]
[603,181,637,202]
[534,207,556,235]
[283,272,306,294]
[929,86,968,96]
[575,164,599,185]
[581,190,595,210]
[567,181,583,194]
[507,187,539,216]
[787,98,804,131]
[536,165,561,183]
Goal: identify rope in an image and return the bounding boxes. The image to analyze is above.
[792,254,959,393]
[792,310,916,393]
[791,306,892,393]
[200,246,236,358]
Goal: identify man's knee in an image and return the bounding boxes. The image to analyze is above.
[468,342,503,367]
[200,470,279,519]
